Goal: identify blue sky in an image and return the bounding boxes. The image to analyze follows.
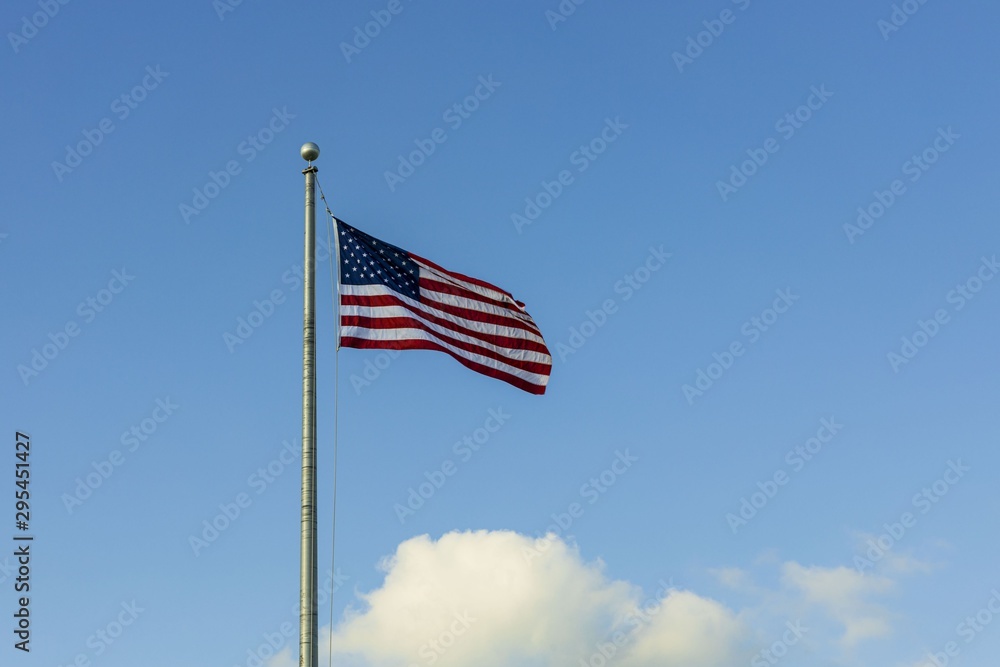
[3,1,1000,666]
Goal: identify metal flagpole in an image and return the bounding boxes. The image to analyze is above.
[299,142,320,667]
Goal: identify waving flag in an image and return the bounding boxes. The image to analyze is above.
[336,219,552,394]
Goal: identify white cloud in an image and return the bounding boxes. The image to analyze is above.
[620,590,746,667]
[710,566,757,591]
[780,562,894,648]
[266,530,917,667]
[850,531,937,577]
[330,530,633,666]
[268,530,747,667]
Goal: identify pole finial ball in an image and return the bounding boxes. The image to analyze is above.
[301,142,320,162]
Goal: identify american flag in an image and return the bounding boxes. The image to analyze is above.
[336,219,552,394]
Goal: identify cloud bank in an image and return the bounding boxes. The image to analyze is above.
[267,529,915,667]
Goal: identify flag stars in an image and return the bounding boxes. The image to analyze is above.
[337,223,419,299]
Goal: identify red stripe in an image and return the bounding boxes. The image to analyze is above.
[397,291,541,337]
[341,293,548,350]
[410,252,515,299]
[420,276,514,311]
[420,277,541,334]
[341,314,553,376]
[341,336,548,395]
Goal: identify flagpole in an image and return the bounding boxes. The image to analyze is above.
[299,142,320,667]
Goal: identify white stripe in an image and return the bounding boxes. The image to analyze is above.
[340,296,546,351]
[341,303,552,365]
[341,283,546,344]
[342,325,551,386]
[420,283,539,329]
[413,257,511,301]
[414,263,539,327]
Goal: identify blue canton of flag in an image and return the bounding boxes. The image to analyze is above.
[339,222,419,300]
